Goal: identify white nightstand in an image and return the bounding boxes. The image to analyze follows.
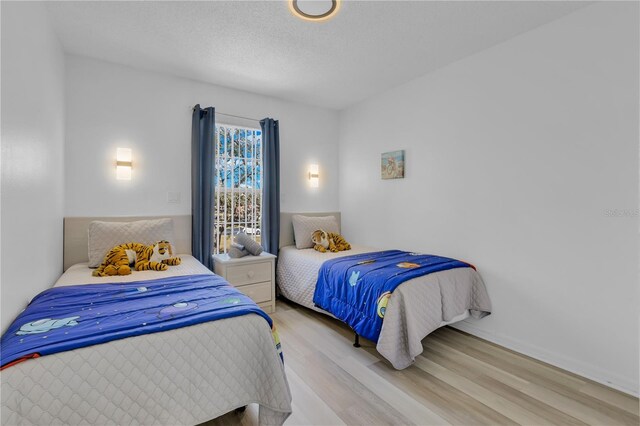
[213,252,276,313]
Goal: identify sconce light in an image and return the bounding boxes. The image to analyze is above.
[309,164,319,188]
[116,147,132,180]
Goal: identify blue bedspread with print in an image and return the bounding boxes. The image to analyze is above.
[1,274,273,369]
[313,250,473,343]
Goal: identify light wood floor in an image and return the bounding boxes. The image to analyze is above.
[208,300,639,426]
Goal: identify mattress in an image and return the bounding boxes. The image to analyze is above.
[2,256,292,426]
[54,254,211,287]
[277,245,491,369]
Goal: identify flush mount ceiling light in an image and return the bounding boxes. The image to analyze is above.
[289,0,340,22]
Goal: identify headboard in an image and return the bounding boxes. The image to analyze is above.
[279,212,341,249]
[63,215,192,271]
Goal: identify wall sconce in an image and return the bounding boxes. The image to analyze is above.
[309,164,319,188]
[116,147,132,180]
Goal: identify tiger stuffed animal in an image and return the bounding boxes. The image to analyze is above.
[311,229,351,253]
[92,240,182,277]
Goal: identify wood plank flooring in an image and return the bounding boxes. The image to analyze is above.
[206,300,639,426]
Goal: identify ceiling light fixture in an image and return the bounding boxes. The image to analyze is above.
[289,0,340,22]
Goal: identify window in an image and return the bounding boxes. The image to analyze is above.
[214,124,263,254]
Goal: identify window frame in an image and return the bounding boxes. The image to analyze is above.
[213,123,263,254]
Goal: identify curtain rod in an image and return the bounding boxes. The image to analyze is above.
[191,106,261,123]
[218,112,261,122]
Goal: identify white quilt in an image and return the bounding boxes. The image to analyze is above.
[277,245,491,369]
[1,256,292,425]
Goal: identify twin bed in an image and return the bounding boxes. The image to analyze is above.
[276,212,492,369]
[1,212,491,426]
[1,216,292,426]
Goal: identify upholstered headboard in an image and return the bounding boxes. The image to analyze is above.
[63,215,192,271]
[279,212,341,249]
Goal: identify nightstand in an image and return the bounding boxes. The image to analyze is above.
[213,252,276,313]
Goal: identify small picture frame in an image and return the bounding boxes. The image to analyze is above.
[381,150,405,179]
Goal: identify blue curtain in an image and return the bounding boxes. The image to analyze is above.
[191,105,215,270]
[260,118,280,255]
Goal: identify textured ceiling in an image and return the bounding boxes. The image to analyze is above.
[47,1,589,110]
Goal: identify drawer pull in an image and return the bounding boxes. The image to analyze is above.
[247,271,255,278]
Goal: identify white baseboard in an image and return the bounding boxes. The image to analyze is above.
[451,321,639,397]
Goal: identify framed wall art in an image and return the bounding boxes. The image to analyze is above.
[381,150,405,179]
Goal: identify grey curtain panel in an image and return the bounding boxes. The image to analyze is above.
[260,118,280,255]
[191,104,215,270]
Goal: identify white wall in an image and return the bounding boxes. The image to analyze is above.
[64,56,339,218]
[1,2,66,332]
[339,3,639,395]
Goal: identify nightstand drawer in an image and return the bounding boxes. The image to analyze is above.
[238,281,272,304]
[226,262,271,286]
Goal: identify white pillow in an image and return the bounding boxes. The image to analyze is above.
[291,215,340,249]
[88,218,174,267]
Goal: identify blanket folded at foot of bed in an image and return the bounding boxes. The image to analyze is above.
[313,250,474,343]
[1,274,275,369]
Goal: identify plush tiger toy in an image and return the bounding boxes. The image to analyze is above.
[311,229,351,253]
[92,240,182,277]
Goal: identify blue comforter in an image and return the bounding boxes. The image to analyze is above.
[1,274,272,369]
[313,250,473,343]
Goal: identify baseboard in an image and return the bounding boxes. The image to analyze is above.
[451,321,639,397]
